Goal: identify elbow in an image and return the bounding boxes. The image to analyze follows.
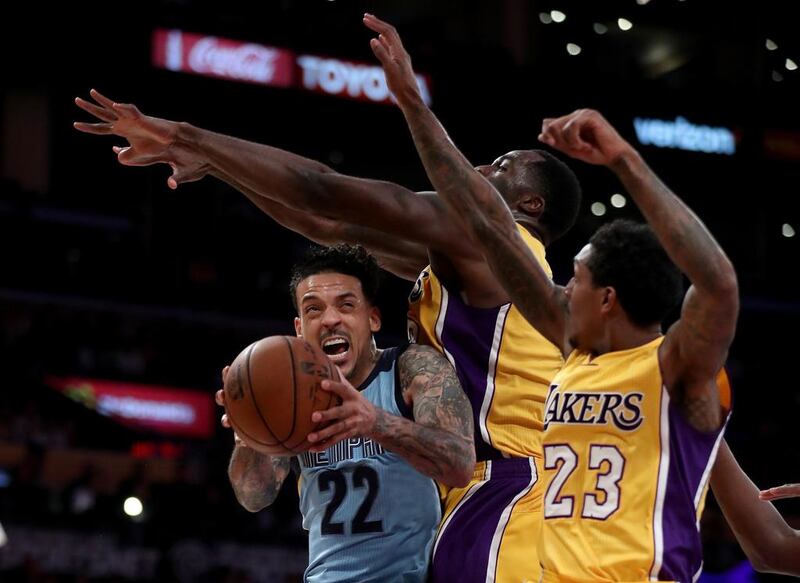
[449,448,476,488]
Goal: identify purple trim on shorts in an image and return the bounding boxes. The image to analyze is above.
[432,458,534,583]
[438,290,505,461]
[658,402,725,581]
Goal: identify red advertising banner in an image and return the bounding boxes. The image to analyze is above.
[151,29,295,87]
[47,376,214,439]
[151,29,432,105]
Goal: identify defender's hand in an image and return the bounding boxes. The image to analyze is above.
[759,483,800,501]
[364,13,421,104]
[539,109,634,167]
[217,365,246,447]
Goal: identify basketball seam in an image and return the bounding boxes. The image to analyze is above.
[281,352,340,454]
[245,340,283,446]
[282,337,300,444]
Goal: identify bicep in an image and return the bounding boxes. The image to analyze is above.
[663,284,738,391]
[401,346,474,440]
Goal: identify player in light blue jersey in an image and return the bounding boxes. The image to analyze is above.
[217,245,475,583]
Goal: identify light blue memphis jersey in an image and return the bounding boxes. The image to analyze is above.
[297,345,442,583]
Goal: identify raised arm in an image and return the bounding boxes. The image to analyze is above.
[307,344,476,487]
[74,90,472,257]
[711,440,800,575]
[363,14,568,350]
[539,110,739,430]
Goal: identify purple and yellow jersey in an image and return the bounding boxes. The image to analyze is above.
[407,223,564,462]
[540,337,731,583]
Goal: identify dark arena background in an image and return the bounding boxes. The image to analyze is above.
[1,0,798,581]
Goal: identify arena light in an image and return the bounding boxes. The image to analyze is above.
[785,58,798,71]
[773,70,784,82]
[782,224,796,238]
[618,18,633,31]
[567,43,582,56]
[593,23,608,35]
[539,12,553,24]
[551,10,567,23]
[124,497,144,518]
[636,0,651,5]
[610,194,627,208]
[591,202,607,217]
[766,39,778,51]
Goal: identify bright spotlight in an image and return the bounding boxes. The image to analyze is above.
[618,18,633,31]
[593,23,608,35]
[783,224,796,238]
[610,194,627,208]
[785,58,798,71]
[591,202,607,217]
[766,39,778,51]
[567,43,582,56]
[551,10,567,23]
[124,496,143,517]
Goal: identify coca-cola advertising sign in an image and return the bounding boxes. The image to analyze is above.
[151,29,294,87]
[152,29,432,105]
[48,376,214,439]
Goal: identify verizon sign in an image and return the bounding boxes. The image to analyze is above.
[48,376,214,439]
[152,29,432,106]
[152,29,294,87]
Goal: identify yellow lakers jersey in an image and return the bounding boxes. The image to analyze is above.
[407,223,564,461]
[539,337,731,583]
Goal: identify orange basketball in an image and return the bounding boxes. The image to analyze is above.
[223,335,342,455]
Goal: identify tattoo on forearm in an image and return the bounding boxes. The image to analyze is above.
[229,447,291,511]
[373,345,474,483]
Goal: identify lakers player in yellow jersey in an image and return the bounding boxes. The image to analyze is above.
[370,28,739,581]
[75,19,582,580]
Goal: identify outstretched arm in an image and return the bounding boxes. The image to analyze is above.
[216,171,427,281]
[711,440,800,575]
[74,90,472,257]
[363,14,568,351]
[539,110,739,431]
[307,345,476,487]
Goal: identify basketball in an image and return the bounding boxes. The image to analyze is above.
[223,335,342,455]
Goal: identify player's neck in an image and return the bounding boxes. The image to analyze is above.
[512,214,547,246]
[350,344,383,389]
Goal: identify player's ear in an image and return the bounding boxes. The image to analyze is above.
[369,306,381,333]
[294,316,303,337]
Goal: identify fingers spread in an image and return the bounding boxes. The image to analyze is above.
[75,97,116,122]
[90,89,116,109]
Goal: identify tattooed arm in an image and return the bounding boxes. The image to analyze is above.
[228,446,292,512]
[711,440,800,575]
[363,14,568,351]
[307,344,475,487]
[382,344,476,486]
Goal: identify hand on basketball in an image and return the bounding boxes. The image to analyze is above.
[217,366,246,447]
[759,483,800,501]
[364,14,421,105]
[539,109,634,167]
[306,377,378,452]
[74,89,208,189]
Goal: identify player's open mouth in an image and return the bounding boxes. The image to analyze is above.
[322,337,350,362]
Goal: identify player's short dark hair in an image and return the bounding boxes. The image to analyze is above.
[523,150,582,243]
[585,219,683,327]
[289,244,381,311]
